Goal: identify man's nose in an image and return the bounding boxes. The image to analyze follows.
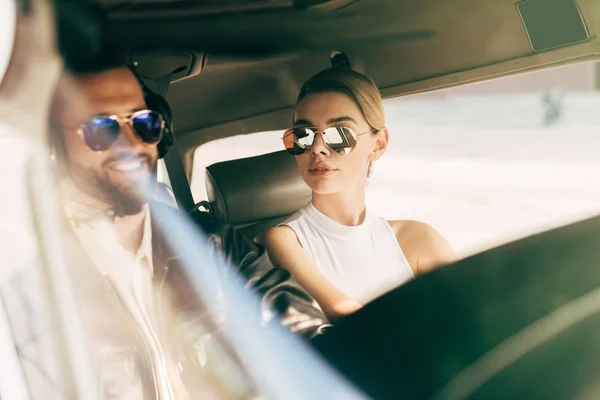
[311,131,330,157]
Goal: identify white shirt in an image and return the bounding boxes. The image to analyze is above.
[62,180,176,399]
[283,202,414,304]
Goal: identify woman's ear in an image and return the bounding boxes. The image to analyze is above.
[369,128,389,162]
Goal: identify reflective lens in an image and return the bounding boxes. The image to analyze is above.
[283,127,358,155]
[283,128,314,155]
[322,127,356,155]
[132,111,164,144]
[80,110,164,152]
[82,116,120,151]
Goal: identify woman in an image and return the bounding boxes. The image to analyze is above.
[264,68,456,320]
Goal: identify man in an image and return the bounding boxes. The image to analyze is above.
[53,55,325,325]
[42,51,328,397]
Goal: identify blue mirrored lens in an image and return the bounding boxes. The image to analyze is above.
[132,111,163,143]
[82,117,120,151]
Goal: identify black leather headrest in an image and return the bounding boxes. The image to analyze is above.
[206,151,311,225]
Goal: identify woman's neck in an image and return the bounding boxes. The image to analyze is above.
[311,185,367,226]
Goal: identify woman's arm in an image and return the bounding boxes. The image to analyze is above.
[389,220,457,275]
[263,226,362,320]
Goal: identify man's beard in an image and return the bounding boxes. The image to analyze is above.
[71,155,158,216]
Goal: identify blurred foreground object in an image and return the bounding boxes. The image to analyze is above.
[0,1,365,399]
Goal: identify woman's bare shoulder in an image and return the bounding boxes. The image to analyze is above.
[387,219,456,273]
[388,219,437,241]
[263,225,298,244]
[263,225,305,259]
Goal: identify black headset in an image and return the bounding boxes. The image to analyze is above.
[135,74,174,159]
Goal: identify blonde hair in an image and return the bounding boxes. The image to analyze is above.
[295,68,385,130]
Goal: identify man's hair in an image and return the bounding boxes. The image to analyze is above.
[50,0,173,167]
[54,0,110,74]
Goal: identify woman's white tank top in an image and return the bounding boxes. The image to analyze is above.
[282,202,414,304]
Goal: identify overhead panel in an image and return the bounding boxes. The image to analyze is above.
[517,0,590,52]
[102,0,357,18]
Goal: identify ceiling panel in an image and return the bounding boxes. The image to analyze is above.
[88,0,600,149]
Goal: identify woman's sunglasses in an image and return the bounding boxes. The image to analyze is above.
[282,126,376,155]
[78,109,165,152]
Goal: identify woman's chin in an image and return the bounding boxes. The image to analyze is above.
[307,183,342,196]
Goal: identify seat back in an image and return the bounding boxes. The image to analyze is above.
[205,151,311,240]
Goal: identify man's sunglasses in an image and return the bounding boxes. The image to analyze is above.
[77,109,165,151]
[283,126,376,155]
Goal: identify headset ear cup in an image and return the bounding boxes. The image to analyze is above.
[138,80,174,159]
[156,98,173,158]
[158,127,173,159]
